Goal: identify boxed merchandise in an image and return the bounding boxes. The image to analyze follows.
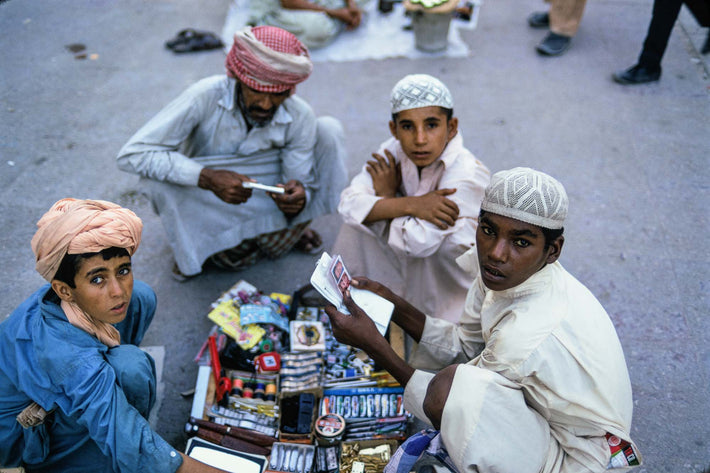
[266,442,316,473]
[279,392,318,443]
[339,439,399,473]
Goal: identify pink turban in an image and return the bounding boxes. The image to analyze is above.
[31,198,143,282]
[225,26,313,93]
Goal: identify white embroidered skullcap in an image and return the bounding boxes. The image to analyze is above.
[390,74,453,114]
[481,167,568,230]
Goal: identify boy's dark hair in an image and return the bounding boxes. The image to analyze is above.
[53,247,130,288]
[479,210,564,249]
[392,107,453,124]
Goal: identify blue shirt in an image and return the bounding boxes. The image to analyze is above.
[0,281,183,473]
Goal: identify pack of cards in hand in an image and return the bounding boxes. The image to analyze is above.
[310,252,393,336]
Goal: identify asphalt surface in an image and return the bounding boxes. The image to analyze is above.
[1,0,708,471]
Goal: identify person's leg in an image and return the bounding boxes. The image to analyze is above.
[637,0,684,69]
[310,116,349,217]
[415,365,554,473]
[535,0,587,55]
[105,345,157,419]
[548,0,587,36]
[613,0,683,84]
[262,5,342,50]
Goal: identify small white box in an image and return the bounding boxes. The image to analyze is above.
[289,321,326,352]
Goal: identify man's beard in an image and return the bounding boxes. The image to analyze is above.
[237,85,276,128]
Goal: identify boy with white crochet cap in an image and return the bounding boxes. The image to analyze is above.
[326,168,642,473]
[335,74,490,322]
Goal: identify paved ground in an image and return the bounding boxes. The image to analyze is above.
[1,0,708,471]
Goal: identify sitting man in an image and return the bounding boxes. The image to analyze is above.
[117,25,348,280]
[0,198,227,473]
[326,168,642,472]
[249,0,369,50]
[335,74,490,322]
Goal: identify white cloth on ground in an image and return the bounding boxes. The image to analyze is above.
[403,259,642,472]
[117,75,347,275]
[335,132,489,322]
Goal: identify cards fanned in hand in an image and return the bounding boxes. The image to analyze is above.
[310,252,393,336]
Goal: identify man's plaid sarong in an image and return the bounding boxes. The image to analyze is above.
[209,221,310,270]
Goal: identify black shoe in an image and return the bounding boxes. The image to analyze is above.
[527,11,549,28]
[612,64,661,85]
[536,32,571,56]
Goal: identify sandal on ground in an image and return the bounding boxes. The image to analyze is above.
[294,228,323,255]
[171,262,197,282]
[165,29,223,53]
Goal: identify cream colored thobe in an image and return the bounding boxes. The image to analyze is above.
[404,254,643,472]
[335,132,490,322]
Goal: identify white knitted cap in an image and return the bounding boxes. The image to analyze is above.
[390,74,453,114]
[481,167,568,230]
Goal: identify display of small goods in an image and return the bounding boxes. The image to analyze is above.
[187,280,412,473]
[267,442,316,473]
[339,440,399,473]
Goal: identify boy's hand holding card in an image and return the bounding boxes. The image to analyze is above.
[310,252,393,336]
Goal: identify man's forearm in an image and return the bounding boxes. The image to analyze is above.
[280,0,328,12]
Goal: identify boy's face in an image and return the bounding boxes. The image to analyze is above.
[476,212,563,291]
[389,106,458,168]
[52,254,134,324]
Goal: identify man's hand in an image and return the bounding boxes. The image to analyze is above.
[366,150,400,198]
[325,5,362,29]
[411,189,459,229]
[198,168,253,204]
[270,179,306,217]
[423,364,458,430]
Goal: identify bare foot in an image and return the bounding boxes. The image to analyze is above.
[295,228,323,254]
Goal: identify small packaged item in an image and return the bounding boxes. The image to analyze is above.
[290,321,326,352]
[314,413,346,446]
[267,442,316,473]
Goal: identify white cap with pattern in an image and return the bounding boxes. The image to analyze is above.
[481,167,568,230]
[390,74,453,114]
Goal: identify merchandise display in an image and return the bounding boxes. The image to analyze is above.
[187,280,412,473]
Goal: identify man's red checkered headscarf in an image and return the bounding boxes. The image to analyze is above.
[225,26,312,94]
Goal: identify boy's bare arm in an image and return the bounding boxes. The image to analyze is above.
[325,289,416,387]
[350,278,425,342]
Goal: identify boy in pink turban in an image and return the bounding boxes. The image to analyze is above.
[0,199,227,472]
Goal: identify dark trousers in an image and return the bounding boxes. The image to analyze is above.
[639,0,710,68]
